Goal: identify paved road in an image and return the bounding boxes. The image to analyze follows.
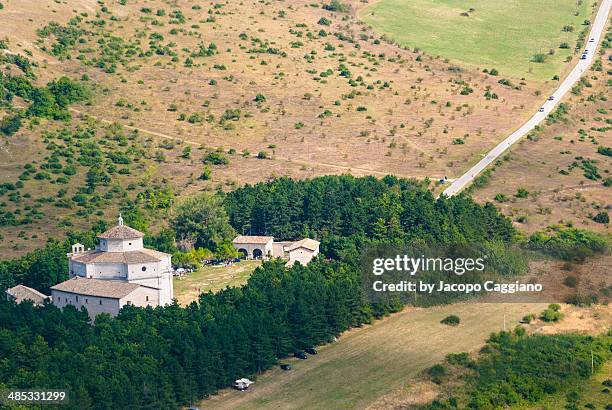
[442,0,612,197]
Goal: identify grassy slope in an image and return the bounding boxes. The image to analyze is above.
[471,33,611,234]
[173,260,261,305]
[361,0,591,81]
[203,302,547,409]
[0,0,545,257]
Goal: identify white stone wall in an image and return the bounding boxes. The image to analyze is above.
[90,263,128,280]
[51,290,121,318]
[69,260,89,278]
[119,286,159,308]
[127,261,162,281]
[52,286,160,319]
[128,272,173,305]
[288,246,319,266]
[99,238,144,252]
[234,241,273,259]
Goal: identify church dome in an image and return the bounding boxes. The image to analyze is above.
[97,214,145,239]
[98,225,145,239]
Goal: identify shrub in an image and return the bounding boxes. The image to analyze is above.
[521,313,536,323]
[0,115,21,136]
[203,152,229,165]
[428,364,447,384]
[528,228,608,261]
[441,315,460,326]
[563,275,578,288]
[515,188,529,198]
[540,304,563,322]
[323,0,350,12]
[446,352,471,366]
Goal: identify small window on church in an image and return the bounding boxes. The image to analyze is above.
[129,242,132,246]
[99,300,102,305]
[85,298,88,304]
[76,296,79,302]
[142,266,147,271]
[146,296,149,302]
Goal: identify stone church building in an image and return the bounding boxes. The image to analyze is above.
[51,215,173,318]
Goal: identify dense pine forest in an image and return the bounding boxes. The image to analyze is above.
[0,175,608,409]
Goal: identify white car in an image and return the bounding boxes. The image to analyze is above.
[589,38,595,42]
[538,107,545,112]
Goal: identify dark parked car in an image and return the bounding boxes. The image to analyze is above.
[294,351,307,360]
[280,364,292,371]
[305,347,318,355]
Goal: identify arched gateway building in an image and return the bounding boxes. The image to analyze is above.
[51,215,173,318]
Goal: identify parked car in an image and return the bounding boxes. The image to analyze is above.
[233,378,254,390]
[280,364,292,371]
[294,351,307,360]
[305,347,318,355]
[538,107,545,112]
[547,96,554,101]
[581,54,587,60]
[233,258,241,263]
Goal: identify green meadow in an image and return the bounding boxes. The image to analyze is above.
[361,0,592,81]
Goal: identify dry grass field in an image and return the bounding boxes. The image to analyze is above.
[368,303,611,410]
[196,252,612,409]
[471,40,611,234]
[173,259,260,305]
[202,302,555,409]
[0,0,555,256]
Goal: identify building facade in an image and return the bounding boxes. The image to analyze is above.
[51,215,173,318]
[232,235,320,266]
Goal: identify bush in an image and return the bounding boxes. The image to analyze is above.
[0,115,21,136]
[531,54,547,63]
[597,146,612,157]
[563,275,578,288]
[592,211,609,224]
[203,151,229,165]
[527,228,609,261]
[428,364,447,384]
[441,315,460,326]
[521,313,536,324]
[540,304,563,322]
[446,352,471,366]
[323,0,350,12]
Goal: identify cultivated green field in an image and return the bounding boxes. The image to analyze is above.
[203,302,547,409]
[361,0,592,81]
